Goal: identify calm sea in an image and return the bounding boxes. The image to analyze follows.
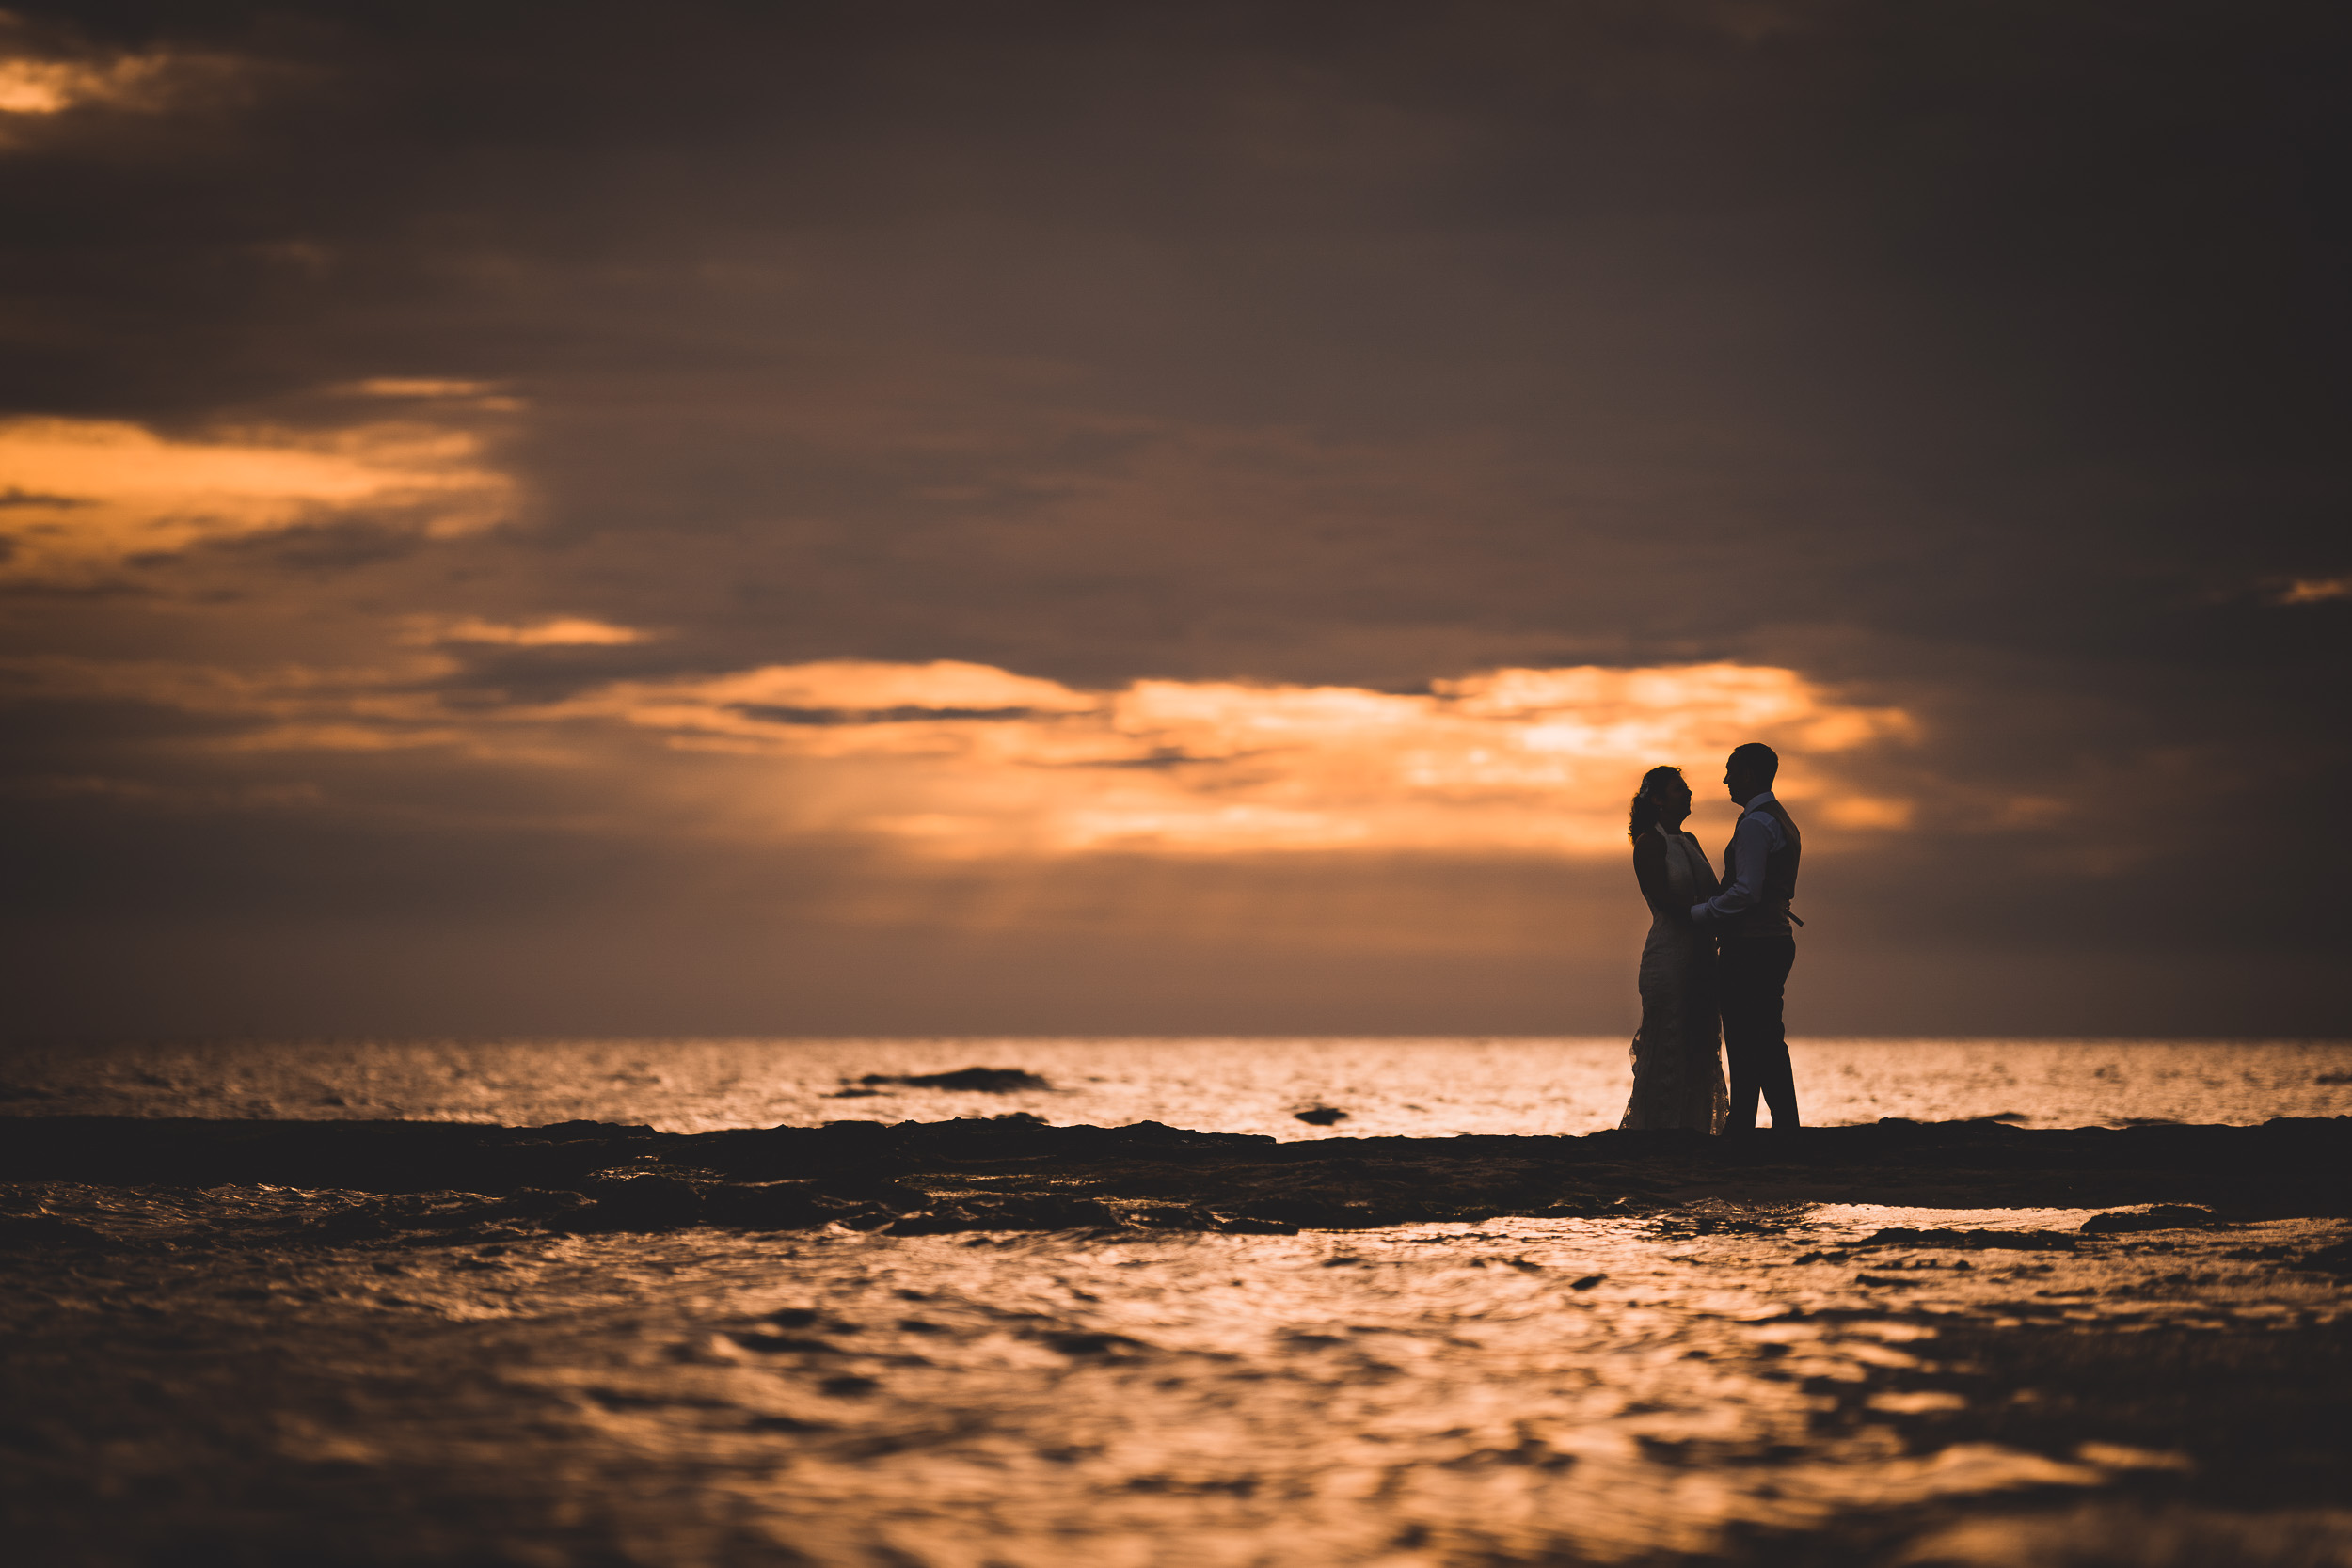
[3,1036,2346,1134]
[9,1036,2350,1564]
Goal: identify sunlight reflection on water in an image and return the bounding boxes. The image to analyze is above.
[15,1184,2344,1567]
[3,1036,2348,1134]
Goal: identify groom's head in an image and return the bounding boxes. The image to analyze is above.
[1724,742,1778,804]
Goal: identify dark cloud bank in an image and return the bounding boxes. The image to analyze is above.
[2,0,2346,1037]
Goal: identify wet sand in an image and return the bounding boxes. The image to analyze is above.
[5,1117,2348,1566]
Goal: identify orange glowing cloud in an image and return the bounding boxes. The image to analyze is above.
[0,41,258,134]
[0,416,516,579]
[2276,577,2351,605]
[409,616,650,647]
[346,379,528,413]
[0,54,161,115]
[7,646,1916,858]
[571,659,1916,857]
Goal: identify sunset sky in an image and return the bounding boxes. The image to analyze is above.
[3,2,2345,1038]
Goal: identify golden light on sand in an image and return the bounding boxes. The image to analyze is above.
[0,417,515,579]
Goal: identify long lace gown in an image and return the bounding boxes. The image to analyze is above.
[1620,826,1730,1132]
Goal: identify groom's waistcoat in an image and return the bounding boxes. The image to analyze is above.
[1722,797,1801,942]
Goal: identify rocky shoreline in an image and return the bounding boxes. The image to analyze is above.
[5,1114,2347,1245]
[5,1115,2349,1567]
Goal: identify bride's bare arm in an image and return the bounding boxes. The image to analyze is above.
[1632,832,1681,918]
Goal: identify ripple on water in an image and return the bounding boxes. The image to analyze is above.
[5,1184,2345,1565]
[5,1036,2350,1134]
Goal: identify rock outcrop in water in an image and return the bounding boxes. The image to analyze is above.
[859,1068,1053,1092]
[2,1115,2345,1246]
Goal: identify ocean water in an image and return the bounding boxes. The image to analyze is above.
[8,1037,2350,1566]
[3,1035,2348,1134]
[9,1184,2348,1567]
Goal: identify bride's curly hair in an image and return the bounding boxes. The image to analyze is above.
[1628,765,1687,841]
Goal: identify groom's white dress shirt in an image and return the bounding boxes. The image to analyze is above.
[1691,789,1785,927]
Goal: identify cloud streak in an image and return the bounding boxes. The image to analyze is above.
[0,417,515,581]
[580,659,1915,856]
[2,643,1914,858]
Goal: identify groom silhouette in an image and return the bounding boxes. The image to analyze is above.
[1689,742,1802,1131]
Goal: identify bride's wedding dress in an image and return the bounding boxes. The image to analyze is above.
[1621,827,1730,1132]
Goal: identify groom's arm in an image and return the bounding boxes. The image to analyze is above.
[1692,814,1769,926]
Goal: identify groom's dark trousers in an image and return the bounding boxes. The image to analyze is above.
[1720,934,1798,1131]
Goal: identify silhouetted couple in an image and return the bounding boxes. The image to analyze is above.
[1621,742,1801,1133]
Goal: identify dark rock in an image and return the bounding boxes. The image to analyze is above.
[859,1068,1051,1092]
[816,1173,929,1210]
[500,1188,595,1219]
[1861,1227,2078,1250]
[3,1115,2347,1237]
[701,1180,835,1229]
[567,1172,706,1231]
[299,1186,590,1243]
[886,1193,1120,1234]
[818,1119,897,1143]
[1294,1107,1348,1126]
[1125,1202,1217,1229]
[2081,1205,2223,1233]
[1210,1213,1298,1235]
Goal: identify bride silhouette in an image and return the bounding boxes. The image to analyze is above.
[1620,765,1730,1132]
